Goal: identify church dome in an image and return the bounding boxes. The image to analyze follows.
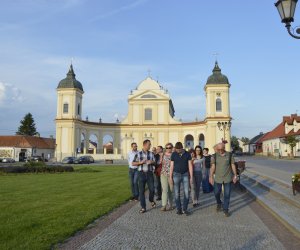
[206,61,229,85]
[57,64,83,91]
[137,77,161,90]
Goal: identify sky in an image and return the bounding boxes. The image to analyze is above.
[0,0,299,140]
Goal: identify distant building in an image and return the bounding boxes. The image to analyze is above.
[247,132,266,154]
[0,136,55,161]
[55,62,233,161]
[260,114,300,157]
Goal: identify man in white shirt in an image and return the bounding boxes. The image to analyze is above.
[128,142,139,201]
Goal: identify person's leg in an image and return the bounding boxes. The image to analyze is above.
[223,182,232,212]
[168,179,174,209]
[160,174,168,207]
[147,172,155,203]
[138,172,146,209]
[182,173,190,212]
[195,172,202,203]
[214,182,223,206]
[173,172,182,212]
[133,169,139,199]
[191,174,196,204]
[129,169,135,198]
[157,175,162,200]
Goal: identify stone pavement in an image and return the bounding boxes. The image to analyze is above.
[78,188,290,250]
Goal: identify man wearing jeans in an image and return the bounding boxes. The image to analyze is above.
[127,142,139,201]
[133,139,156,213]
[169,142,193,215]
[209,143,238,217]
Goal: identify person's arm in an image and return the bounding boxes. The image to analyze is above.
[132,154,146,166]
[169,161,174,183]
[209,157,216,185]
[188,160,193,184]
[231,156,238,183]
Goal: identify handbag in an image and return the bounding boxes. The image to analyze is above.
[155,163,162,176]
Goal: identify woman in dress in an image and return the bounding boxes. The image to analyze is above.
[160,143,174,211]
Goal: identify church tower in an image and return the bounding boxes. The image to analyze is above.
[55,64,84,161]
[204,62,231,151]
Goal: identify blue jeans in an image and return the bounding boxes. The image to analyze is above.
[173,172,190,212]
[191,171,202,203]
[129,168,139,199]
[214,182,232,211]
[138,171,155,209]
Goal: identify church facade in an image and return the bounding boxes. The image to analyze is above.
[55,62,232,161]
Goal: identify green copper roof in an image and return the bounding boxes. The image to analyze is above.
[206,61,229,85]
[57,64,83,91]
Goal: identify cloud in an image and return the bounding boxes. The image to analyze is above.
[89,0,148,22]
[0,82,24,105]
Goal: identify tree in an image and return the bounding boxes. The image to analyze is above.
[283,135,300,157]
[16,113,38,136]
[231,136,240,152]
[241,137,250,145]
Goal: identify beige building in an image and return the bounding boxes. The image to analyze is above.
[55,62,232,161]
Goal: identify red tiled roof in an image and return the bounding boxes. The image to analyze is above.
[261,122,300,142]
[256,132,271,144]
[0,136,55,149]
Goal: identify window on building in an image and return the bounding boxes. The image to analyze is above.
[77,104,80,115]
[63,103,69,114]
[145,108,152,121]
[216,98,222,112]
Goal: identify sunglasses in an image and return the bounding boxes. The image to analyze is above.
[166,147,172,149]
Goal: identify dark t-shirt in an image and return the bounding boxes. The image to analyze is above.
[171,150,191,174]
[204,155,211,168]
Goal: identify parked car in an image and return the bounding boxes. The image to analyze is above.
[1,158,15,163]
[86,155,94,163]
[74,156,91,164]
[62,157,76,164]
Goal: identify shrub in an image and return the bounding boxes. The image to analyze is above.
[0,164,74,174]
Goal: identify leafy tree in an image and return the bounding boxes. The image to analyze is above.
[283,135,300,157]
[16,113,38,136]
[241,137,250,145]
[231,136,240,152]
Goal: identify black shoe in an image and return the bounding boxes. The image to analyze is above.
[176,210,183,215]
[224,210,230,217]
[156,197,161,201]
[182,210,190,216]
[216,203,222,212]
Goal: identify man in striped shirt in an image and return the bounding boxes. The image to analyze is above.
[132,139,156,213]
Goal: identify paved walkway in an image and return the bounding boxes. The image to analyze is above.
[78,188,289,250]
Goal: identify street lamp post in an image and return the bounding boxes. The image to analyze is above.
[217,121,232,144]
[275,0,300,39]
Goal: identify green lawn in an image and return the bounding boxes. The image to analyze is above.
[0,165,131,250]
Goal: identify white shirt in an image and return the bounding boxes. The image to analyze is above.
[128,150,138,169]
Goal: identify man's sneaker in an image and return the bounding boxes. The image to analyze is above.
[224,210,230,217]
[176,210,183,215]
[129,196,134,201]
[182,210,190,216]
[216,203,222,212]
[156,197,162,201]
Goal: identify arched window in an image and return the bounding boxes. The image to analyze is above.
[77,103,80,115]
[216,98,222,112]
[145,108,152,121]
[63,103,69,114]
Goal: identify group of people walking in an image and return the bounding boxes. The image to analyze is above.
[128,140,238,217]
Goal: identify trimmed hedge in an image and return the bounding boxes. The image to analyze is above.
[0,162,74,174]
